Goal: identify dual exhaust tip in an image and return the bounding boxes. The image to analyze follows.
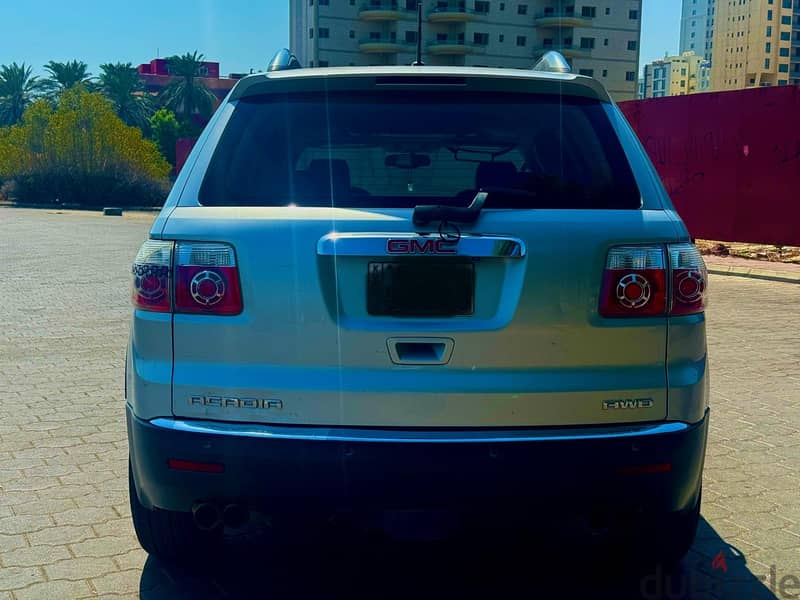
[192,502,248,531]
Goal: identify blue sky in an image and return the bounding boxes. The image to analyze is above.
[2,0,676,77]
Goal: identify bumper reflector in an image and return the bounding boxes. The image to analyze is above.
[167,459,224,473]
[616,463,672,476]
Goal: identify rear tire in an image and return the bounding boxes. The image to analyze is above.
[129,460,221,564]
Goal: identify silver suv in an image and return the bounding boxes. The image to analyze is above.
[126,53,709,565]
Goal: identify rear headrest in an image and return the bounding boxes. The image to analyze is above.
[475,161,517,190]
[307,159,351,190]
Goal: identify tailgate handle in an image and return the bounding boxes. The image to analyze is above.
[387,337,454,365]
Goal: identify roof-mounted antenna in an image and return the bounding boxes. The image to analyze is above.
[267,48,302,72]
[532,51,571,74]
[411,2,424,66]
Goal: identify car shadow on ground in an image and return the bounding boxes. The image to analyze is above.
[139,517,778,599]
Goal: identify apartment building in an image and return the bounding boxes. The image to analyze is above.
[641,51,712,98]
[711,0,800,90]
[289,0,643,101]
[680,0,716,61]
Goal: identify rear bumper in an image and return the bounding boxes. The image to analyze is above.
[127,404,708,521]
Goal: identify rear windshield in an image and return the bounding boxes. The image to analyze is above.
[199,91,640,209]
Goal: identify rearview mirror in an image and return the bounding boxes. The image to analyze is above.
[385,153,431,169]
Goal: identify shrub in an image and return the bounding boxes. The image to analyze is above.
[0,87,171,206]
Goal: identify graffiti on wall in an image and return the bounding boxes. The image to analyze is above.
[619,85,800,246]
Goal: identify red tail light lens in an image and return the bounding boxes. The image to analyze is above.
[669,244,707,316]
[132,240,173,312]
[599,246,667,317]
[174,243,242,315]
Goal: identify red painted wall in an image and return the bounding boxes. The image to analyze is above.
[619,85,800,246]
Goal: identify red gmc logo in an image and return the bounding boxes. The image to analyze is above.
[386,239,457,255]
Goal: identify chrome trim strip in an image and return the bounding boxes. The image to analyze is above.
[149,418,689,443]
[317,233,526,258]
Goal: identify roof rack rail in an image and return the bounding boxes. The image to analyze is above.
[267,49,302,72]
[532,51,571,74]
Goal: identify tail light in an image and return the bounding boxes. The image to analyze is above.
[174,243,242,315]
[599,246,667,317]
[132,240,172,312]
[668,244,707,316]
[131,240,242,315]
[599,244,707,318]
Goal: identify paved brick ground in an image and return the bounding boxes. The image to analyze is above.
[1,207,798,599]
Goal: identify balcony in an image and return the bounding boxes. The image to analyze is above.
[359,36,412,53]
[427,38,484,54]
[358,2,416,21]
[428,6,485,22]
[534,10,592,28]
[533,44,591,59]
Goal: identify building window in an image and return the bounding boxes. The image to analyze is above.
[767,10,773,20]
[581,6,596,17]
[318,60,328,67]
[319,28,329,38]
[780,47,790,56]
[349,30,355,39]
[680,80,686,87]
[499,2,504,9]
[499,34,505,42]
[518,4,528,15]
[436,32,447,41]
[626,71,636,81]
[405,31,418,43]
[474,32,489,45]
[778,79,788,85]
[629,9,639,19]
[765,58,771,68]
[309,28,314,38]
[605,7,610,15]
[542,37,553,47]
[627,40,637,50]
[691,32,695,38]
[474,1,490,13]
[602,68,608,77]
[766,26,772,37]
[319,0,328,4]
[780,32,790,40]
[782,0,791,6]
[371,31,382,40]
[603,38,609,46]
[580,37,595,49]
[779,63,789,72]
[681,68,687,75]
[781,16,791,25]
[766,42,771,51]
[516,35,526,46]
[579,68,594,76]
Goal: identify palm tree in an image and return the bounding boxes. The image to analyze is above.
[42,60,94,97]
[159,51,216,123]
[98,62,152,129]
[0,62,42,126]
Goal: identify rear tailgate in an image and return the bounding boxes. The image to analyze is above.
[165,72,672,428]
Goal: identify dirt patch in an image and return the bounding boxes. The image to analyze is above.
[696,240,800,264]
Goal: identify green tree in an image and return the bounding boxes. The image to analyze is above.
[42,60,94,98]
[159,51,216,123]
[0,88,170,205]
[0,62,42,126]
[99,62,152,130]
[149,108,181,166]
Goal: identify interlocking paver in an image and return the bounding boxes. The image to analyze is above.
[1,207,799,598]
